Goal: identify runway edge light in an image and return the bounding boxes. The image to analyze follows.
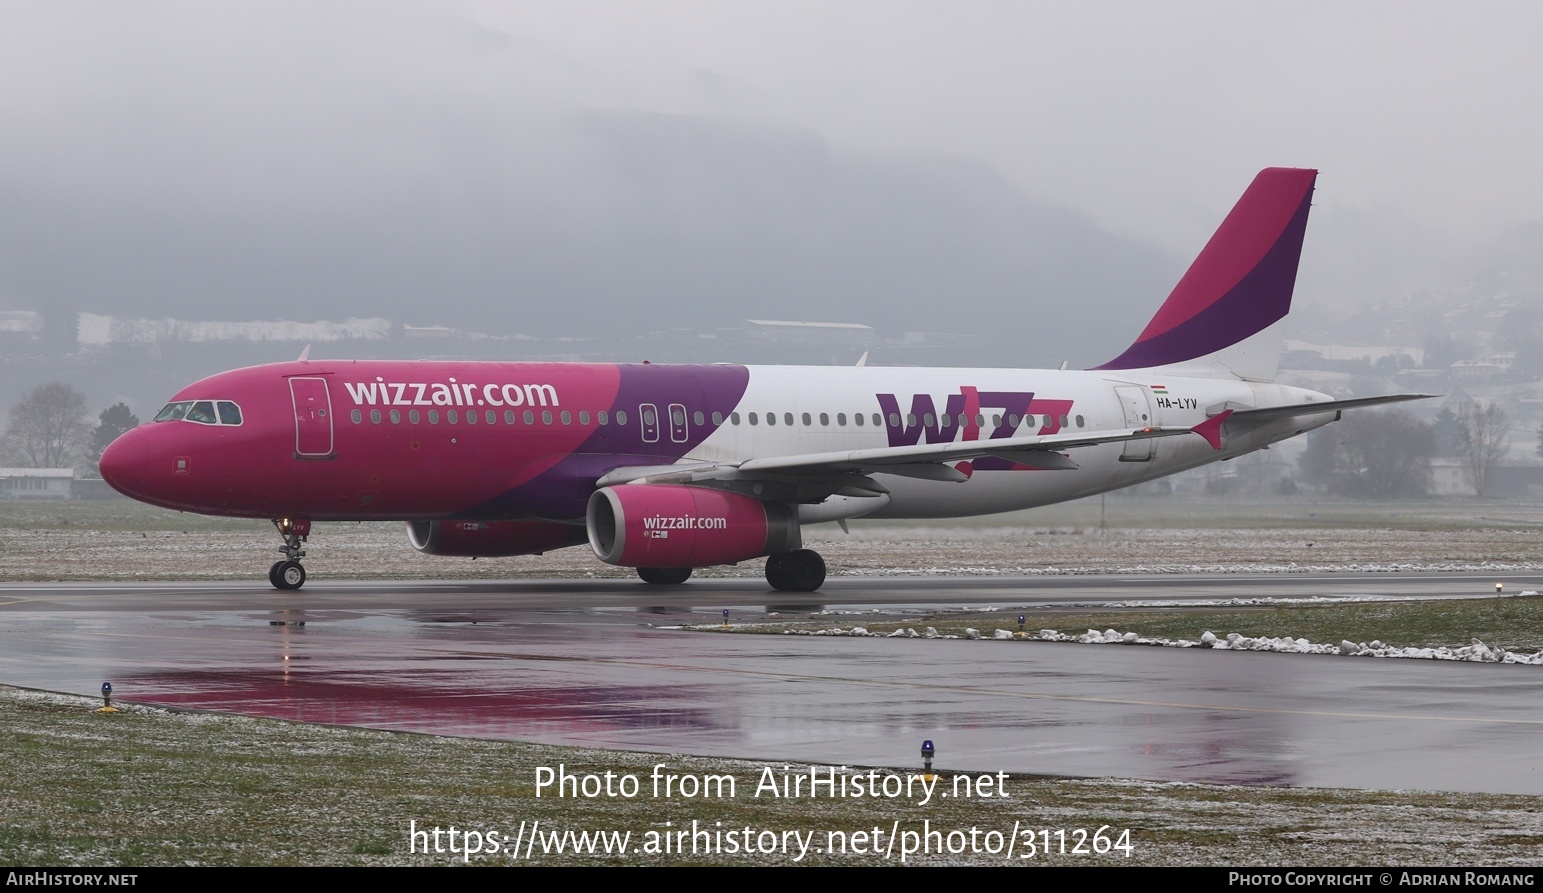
[97,681,118,714]
[921,739,936,781]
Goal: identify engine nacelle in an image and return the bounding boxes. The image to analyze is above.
[407,519,587,557]
[586,484,801,568]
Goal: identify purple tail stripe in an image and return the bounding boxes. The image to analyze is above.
[1094,168,1316,371]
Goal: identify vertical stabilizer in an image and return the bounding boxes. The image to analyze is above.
[1093,167,1317,380]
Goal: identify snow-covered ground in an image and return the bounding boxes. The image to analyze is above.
[5,520,1542,581]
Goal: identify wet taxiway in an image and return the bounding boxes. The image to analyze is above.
[3,572,1542,795]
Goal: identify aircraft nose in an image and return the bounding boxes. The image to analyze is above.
[98,428,150,499]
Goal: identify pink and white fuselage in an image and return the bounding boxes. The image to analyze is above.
[99,168,1423,591]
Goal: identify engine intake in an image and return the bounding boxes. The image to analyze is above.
[586,484,800,568]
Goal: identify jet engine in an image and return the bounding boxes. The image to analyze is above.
[407,519,588,557]
[586,484,801,568]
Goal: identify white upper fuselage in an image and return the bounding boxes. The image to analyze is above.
[689,364,1332,521]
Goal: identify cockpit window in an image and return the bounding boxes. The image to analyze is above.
[154,402,191,422]
[154,399,244,426]
[185,401,218,424]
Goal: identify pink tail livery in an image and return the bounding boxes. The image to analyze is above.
[1093,167,1317,380]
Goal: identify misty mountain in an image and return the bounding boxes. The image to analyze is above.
[0,2,1178,371]
[0,108,1180,369]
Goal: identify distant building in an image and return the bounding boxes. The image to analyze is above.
[744,319,876,348]
[0,468,74,500]
[1430,459,1543,497]
[1282,340,1423,365]
[76,313,392,347]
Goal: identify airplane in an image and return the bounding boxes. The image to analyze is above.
[99,167,1428,593]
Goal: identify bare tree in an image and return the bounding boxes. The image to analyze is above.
[2,383,92,469]
[1299,409,1435,497]
[1454,403,1510,497]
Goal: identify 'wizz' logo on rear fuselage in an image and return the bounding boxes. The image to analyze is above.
[875,387,1075,448]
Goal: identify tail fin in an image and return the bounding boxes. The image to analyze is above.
[1093,167,1317,381]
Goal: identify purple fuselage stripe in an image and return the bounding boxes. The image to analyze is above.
[466,364,751,520]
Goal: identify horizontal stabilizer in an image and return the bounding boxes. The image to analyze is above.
[1213,394,1436,424]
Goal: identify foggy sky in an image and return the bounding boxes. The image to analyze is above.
[2,0,1539,368]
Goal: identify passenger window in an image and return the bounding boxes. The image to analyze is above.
[766,413,776,427]
[1076,415,1085,428]
[819,413,829,426]
[429,410,439,424]
[410,410,420,424]
[694,411,705,426]
[712,412,723,425]
[561,410,571,425]
[802,413,812,426]
[542,410,553,425]
[390,410,401,424]
[448,410,458,424]
[580,411,590,425]
[524,410,534,425]
[748,413,758,426]
[888,413,900,427]
[598,411,609,425]
[217,402,243,425]
[1060,414,1070,428]
[784,413,793,426]
[370,409,381,424]
[729,412,739,425]
[906,413,916,427]
[872,413,882,427]
[836,413,846,426]
[486,410,496,425]
[923,413,934,427]
[466,410,477,425]
[616,410,627,425]
[1008,414,1020,427]
[854,413,863,427]
[504,410,514,424]
[351,409,362,424]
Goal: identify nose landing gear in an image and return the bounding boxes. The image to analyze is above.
[269,518,311,590]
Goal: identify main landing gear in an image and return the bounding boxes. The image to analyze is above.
[269,517,311,590]
[637,567,692,585]
[765,549,826,593]
[632,549,827,592]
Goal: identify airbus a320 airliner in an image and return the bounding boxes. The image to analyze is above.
[100,168,1426,592]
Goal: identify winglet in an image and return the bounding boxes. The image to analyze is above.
[1192,409,1232,450]
[297,344,312,362]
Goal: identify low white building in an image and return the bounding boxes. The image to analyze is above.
[0,468,74,500]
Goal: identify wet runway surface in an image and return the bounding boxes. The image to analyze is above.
[4,572,1543,795]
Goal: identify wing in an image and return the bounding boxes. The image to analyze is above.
[596,414,1231,503]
